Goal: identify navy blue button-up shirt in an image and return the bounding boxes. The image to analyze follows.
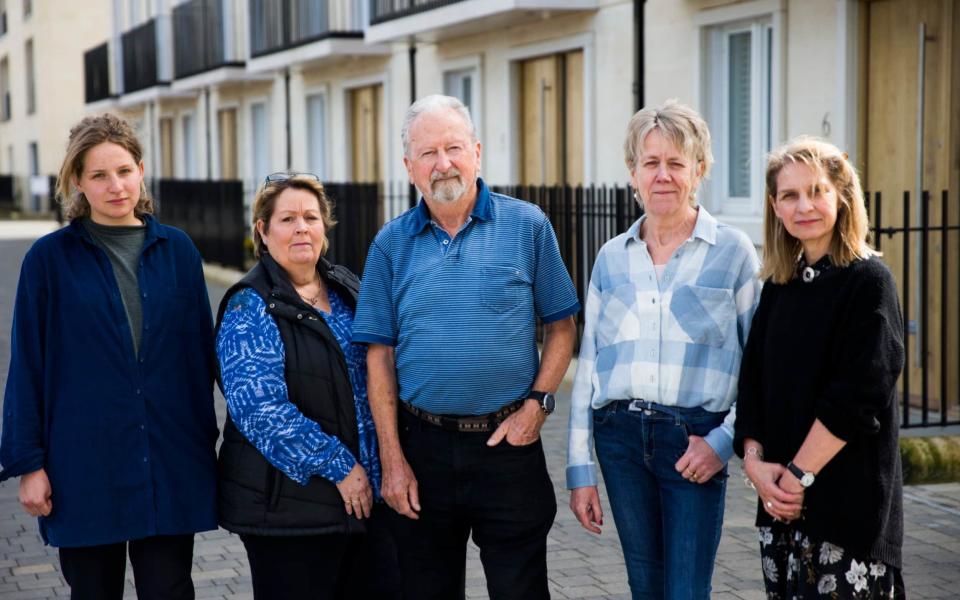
[0,216,218,547]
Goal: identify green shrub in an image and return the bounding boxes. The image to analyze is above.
[900,436,960,484]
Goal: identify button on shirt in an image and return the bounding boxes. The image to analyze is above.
[566,207,760,489]
[352,179,580,415]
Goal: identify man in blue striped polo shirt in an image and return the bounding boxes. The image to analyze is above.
[353,95,579,599]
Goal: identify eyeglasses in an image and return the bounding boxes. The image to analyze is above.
[263,171,321,184]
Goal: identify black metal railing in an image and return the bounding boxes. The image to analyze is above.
[866,190,959,429]
[83,42,111,103]
[173,0,240,79]
[0,175,14,211]
[323,182,381,277]
[370,0,466,24]
[122,18,160,93]
[154,179,247,270]
[490,184,640,318]
[249,0,363,58]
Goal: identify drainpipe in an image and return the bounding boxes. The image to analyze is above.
[408,43,417,207]
[634,0,645,111]
[205,87,212,179]
[284,67,291,169]
[409,43,417,105]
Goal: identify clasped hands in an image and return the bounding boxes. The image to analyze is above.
[744,458,804,522]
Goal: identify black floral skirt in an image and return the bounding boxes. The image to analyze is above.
[757,523,905,599]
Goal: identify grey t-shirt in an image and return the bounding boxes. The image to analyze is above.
[82,218,147,356]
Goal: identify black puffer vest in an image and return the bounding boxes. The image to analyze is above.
[214,254,364,536]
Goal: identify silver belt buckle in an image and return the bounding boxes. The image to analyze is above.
[628,399,653,415]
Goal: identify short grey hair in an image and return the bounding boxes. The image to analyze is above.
[623,99,714,181]
[401,94,476,157]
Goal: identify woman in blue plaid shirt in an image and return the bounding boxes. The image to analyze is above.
[566,100,761,600]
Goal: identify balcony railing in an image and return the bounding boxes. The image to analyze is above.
[248,0,364,58]
[370,0,464,25]
[173,0,241,79]
[84,42,112,103]
[122,18,161,93]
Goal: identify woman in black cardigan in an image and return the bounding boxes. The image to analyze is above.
[734,137,905,599]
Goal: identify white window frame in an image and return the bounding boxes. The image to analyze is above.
[249,99,270,176]
[695,0,785,243]
[304,86,329,180]
[704,19,772,217]
[440,54,482,142]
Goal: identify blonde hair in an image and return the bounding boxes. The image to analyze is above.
[761,136,878,284]
[57,113,153,221]
[623,99,713,206]
[251,175,336,259]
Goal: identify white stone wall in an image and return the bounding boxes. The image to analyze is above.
[0,1,111,183]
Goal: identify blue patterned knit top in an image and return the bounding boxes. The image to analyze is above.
[217,286,381,499]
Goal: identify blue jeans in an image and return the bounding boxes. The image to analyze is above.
[593,400,728,600]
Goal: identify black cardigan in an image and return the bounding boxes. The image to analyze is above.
[733,256,905,568]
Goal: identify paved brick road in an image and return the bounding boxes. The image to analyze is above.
[1,229,958,599]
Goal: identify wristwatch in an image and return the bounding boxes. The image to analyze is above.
[786,461,815,488]
[527,391,556,416]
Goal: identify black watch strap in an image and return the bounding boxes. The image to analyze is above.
[526,390,555,415]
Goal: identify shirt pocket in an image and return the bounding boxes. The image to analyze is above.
[481,265,531,313]
[668,285,736,347]
[595,283,642,349]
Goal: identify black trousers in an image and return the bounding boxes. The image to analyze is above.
[240,507,400,600]
[58,534,195,600]
[390,408,557,600]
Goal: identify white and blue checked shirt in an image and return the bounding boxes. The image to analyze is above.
[566,207,761,489]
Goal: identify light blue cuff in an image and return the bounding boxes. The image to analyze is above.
[565,463,598,489]
[703,427,734,464]
[321,444,357,486]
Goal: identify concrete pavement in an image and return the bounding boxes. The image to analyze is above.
[0,228,958,599]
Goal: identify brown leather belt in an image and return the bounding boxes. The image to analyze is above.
[400,399,526,433]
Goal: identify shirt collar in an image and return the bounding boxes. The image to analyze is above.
[623,205,718,247]
[406,177,492,236]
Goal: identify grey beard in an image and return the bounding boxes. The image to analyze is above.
[430,177,468,203]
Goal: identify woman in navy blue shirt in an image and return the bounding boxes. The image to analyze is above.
[0,113,218,599]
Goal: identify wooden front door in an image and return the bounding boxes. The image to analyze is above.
[862,0,959,420]
[218,107,238,180]
[349,84,382,183]
[159,117,174,179]
[518,50,584,186]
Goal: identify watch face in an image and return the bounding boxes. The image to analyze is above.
[543,393,556,414]
[801,473,815,487]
